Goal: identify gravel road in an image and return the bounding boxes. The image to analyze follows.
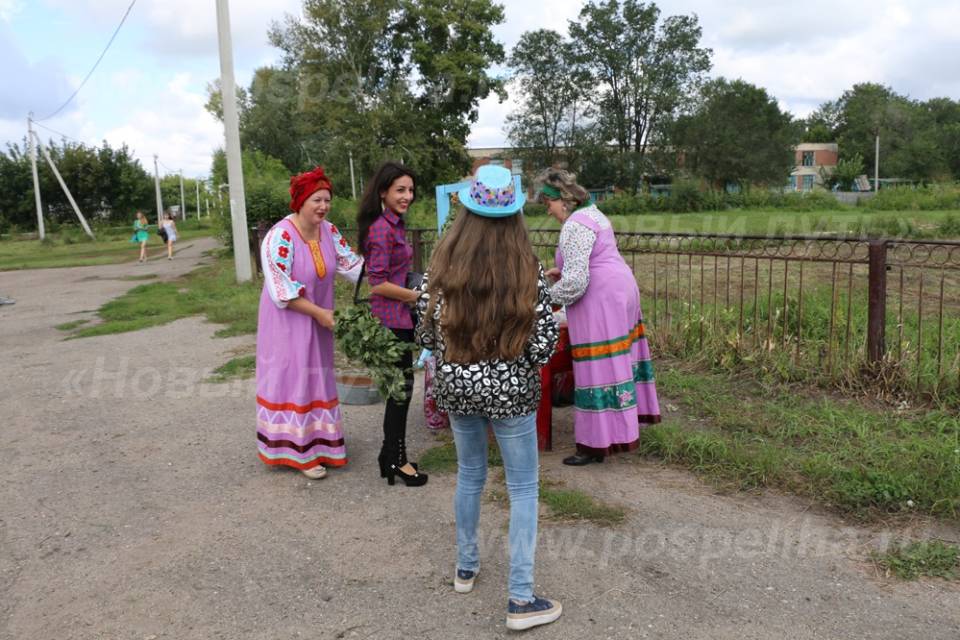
[1,239,957,639]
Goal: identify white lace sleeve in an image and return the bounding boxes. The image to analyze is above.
[327,222,364,283]
[548,220,596,306]
[261,225,305,309]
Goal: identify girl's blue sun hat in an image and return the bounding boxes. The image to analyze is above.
[457,165,526,217]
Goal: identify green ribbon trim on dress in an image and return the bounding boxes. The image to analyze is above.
[633,359,655,383]
[573,362,655,412]
[574,380,637,413]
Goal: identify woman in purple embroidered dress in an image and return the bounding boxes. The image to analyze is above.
[256,167,363,480]
[537,168,661,466]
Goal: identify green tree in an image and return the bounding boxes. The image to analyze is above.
[569,0,711,191]
[0,138,153,230]
[919,97,960,179]
[505,29,590,172]
[828,83,947,182]
[671,78,795,189]
[208,0,505,190]
[821,152,865,191]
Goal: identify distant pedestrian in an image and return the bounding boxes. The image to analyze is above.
[131,211,150,263]
[161,212,178,260]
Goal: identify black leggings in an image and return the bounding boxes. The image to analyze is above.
[382,328,415,464]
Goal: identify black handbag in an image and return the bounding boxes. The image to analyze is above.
[158,227,168,242]
[353,263,423,327]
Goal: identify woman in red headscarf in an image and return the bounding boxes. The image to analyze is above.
[255,167,364,480]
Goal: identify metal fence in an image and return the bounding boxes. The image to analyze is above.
[416,228,960,404]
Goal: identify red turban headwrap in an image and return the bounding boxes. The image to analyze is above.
[289,166,333,213]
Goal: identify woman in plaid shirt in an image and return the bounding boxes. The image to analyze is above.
[356,161,428,487]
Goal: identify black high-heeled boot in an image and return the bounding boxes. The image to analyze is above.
[378,445,416,478]
[385,440,427,486]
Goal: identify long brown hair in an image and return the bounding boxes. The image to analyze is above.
[425,210,539,363]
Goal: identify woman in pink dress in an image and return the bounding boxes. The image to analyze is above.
[256,167,363,479]
[537,169,661,466]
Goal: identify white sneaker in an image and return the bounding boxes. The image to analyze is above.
[506,596,562,631]
[454,567,479,593]
[301,465,327,479]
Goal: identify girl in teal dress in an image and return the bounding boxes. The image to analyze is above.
[131,211,150,262]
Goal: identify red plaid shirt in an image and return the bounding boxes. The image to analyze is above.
[365,209,413,329]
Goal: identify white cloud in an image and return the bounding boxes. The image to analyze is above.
[0,22,75,119]
[99,73,223,177]
[0,0,20,22]
[41,0,301,60]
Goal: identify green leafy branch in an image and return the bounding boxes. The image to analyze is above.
[334,305,416,402]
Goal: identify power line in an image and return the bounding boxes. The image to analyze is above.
[35,0,138,122]
[32,121,80,143]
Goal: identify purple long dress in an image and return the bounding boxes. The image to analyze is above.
[556,208,661,456]
[255,217,359,470]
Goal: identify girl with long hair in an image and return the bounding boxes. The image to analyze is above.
[356,161,427,487]
[415,165,562,631]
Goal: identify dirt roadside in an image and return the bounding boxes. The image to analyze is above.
[1,240,958,640]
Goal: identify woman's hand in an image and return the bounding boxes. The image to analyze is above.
[314,307,335,329]
[545,267,562,283]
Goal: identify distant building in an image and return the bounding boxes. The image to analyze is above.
[466,147,524,177]
[789,143,838,191]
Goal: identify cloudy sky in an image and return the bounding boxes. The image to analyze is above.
[2,0,958,178]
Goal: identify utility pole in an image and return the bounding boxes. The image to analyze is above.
[153,154,164,223]
[349,149,357,200]
[32,132,94,239]
[195,179,201,220]
[27,114,44,240]
[179,170,186,221]
[216,0,252,282]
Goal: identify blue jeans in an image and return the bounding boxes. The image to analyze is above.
[450,412,539,602]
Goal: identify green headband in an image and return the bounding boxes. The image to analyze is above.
[540,184,562,199]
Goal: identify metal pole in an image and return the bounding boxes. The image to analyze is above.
[153,154,164,223]
[33,132,94,239]
[874,134,880,191]
[27,114,45,239]
[867,239,887,365]
[179,170,186,221]
[195,179,201,220]
[205,198,210,217]
[216,0,252,283]
[349,149,357,200]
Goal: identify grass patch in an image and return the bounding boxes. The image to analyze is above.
[55,319,90,331]
[207,355,256,383]
[487,476,627,526]
[524,208,960,239]
[640,362,960,520]
[418,432,503,474]
[65,255,260,339]
[0,220,215,271]
[539,481,627,526]
[117,274,160,281]
[872,540,960,580]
